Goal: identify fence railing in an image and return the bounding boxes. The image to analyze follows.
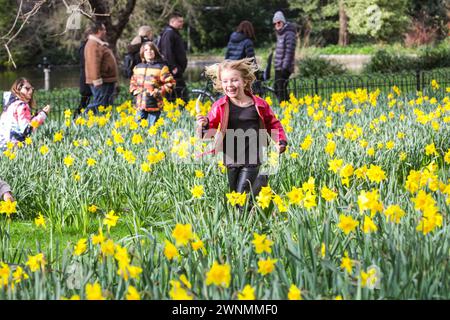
[280,68,450,100]
[1,68,449,124]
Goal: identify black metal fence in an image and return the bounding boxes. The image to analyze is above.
[280,68,450,100]
[1,68,449,124]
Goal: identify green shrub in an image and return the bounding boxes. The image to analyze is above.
[417,45,450,70]
[363,50,418,73]
[297,56,346,78]
[364,44,450,73]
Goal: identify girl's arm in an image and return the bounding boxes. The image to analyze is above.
[129,67,140,95]
[17,103,46,133]
[158,65,176,98]
[0,179,12,199]
[262,103,287,145]
[196,102,221,139]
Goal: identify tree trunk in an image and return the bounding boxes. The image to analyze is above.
[303,18,311,48]
[338,0,348,46]
[88,0,137,54]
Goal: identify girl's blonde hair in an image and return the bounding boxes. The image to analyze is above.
[205,58,258,94]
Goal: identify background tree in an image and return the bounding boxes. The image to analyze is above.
[344,0,410,42]
[338,0,348,46]
[404,0,449,46]
[289,0,340,47]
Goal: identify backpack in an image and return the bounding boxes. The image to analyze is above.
[123,35,151,79]
[123,53,135,79]
[153,35,161,50]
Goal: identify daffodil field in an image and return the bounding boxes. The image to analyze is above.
[0,83,450,300]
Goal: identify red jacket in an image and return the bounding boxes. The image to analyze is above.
[200,94,287,155]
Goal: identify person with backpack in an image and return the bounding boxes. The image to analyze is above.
[124,26,153,79]
[158,12,188,103]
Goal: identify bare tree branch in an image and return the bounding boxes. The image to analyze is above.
[1,0,23,40]
[1,0,48,68]
[112,0,137,39]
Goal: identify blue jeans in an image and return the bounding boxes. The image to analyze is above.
[85,83,115,114]
[137,110,161,126]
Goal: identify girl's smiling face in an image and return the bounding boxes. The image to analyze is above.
[220,68,246,99]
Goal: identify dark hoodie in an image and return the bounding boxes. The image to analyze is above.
[274,22,297,74]
[157,26,187,77]
[225,32,255,61]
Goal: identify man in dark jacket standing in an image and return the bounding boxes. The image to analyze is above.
[273,11,297,102]
[158,12,188,103]
[74,27,92,118]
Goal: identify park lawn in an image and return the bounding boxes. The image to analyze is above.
[4,219,148,258]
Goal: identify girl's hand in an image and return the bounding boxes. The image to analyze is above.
[43,105,51,114]
[3,191,14,202]
[152,89,160,98]
[196,115,208,127]
[276,141,287,154]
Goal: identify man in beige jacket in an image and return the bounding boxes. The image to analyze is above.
[84,22,118,114]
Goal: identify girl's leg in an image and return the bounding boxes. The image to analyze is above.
[148,110,161,127]
[252,174,268,197]
[235,166,260,195]
[227,166,240,192]
[137,110,149,121]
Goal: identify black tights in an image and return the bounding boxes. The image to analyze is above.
[227,166,268,200]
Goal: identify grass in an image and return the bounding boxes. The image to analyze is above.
[5,220,133,256]
[190,40,450,60]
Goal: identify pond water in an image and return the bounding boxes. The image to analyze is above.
[0,63,210,91]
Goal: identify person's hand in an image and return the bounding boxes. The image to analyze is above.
[2,192,14,202]
[196,115,208,127]
[276,141,287,154]
[152,88,160,98]
[43,105,51,114]
[172,67,178,75]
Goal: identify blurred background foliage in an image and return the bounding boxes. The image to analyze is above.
[0,0,448,70]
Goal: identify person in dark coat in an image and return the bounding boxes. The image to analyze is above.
[225,20,256,61]
[225,21,265,95]
[158,12,188,103]
[273,11,297,102]
[74,27,93,118]
[125,26,153,79]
